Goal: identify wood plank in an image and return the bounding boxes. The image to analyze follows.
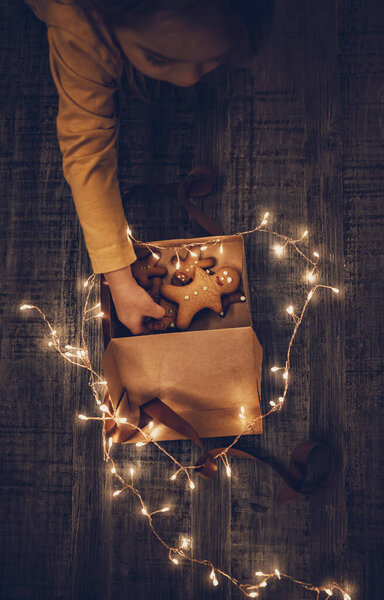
[0,0,382,599]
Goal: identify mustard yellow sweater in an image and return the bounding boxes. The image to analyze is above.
[25,0,137,274]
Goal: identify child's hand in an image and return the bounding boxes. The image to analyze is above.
[104,265,165,335]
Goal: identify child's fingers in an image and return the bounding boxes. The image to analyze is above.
[145,300,166,320]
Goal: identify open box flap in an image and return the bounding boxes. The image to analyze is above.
[102,327,262,442]
[101,233,263,442]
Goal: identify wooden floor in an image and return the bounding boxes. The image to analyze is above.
[1,1,383,599]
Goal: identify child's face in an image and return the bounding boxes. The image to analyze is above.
[114,12,234,87]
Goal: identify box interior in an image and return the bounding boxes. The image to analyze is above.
[111,234,253,338]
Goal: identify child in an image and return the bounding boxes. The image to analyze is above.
[25,0,273,334]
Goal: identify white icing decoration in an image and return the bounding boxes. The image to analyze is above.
[203,286,208,290]
[184,295,190,300]
[240,295,246,301]
[227,277,232,283]
[194,291,198,296]
[223,270,228,275]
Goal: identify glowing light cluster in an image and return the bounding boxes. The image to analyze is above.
[19,212,350,599]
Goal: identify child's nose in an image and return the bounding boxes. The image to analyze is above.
[174,62,203,87]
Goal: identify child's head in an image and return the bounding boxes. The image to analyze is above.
[75,0,274,87]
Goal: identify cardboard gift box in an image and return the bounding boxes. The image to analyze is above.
[101,234,263,443]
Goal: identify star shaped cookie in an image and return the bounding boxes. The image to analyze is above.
[161,266,241,329]
[171,246,215,285]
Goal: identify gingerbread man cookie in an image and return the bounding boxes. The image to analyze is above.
[144,277,178,333]
[131,251,167,289]
[171,246,215,285]
[144,298,178,333]
[161,266,241,329]
[219,290,247,317]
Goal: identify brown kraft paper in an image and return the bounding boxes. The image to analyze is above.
[101,234,263,443]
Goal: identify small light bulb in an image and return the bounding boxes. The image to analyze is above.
[130,468,135,477]
[176,260,181,269]
[325,589,333,596]
[313,251,320,258]
[219,243,224,254]
[190,251,197,257]
[271,366,280,372]
[171,558,179,565]
[213,577,219,587]
[274,569,281,579]
[286,305,294,315]
[270,401,276,407]
[141,508,148,516]
[283,371,288,380]
[255,571,264,576]
[127,226,132,237]
[20,304,33,310]
[308,290,314,300]
[148,421,154,430]
[83,280,89,288]
[273,245,284,257]
[303,230,308,237]
[108,437,113,448]
[332,287,340,294]
[306,272,316,282]
[118,417,127,424]
[200,245,207,251]
[48,341,53,347]
[78,414,88,420]
[50,330,56,335]
[343,594,351,600]
[263,211,269,219]
[96,311,104,318]
[170,473,177,481]
[210,569,215,580]
[279,396,284,403]
[260,581,267,587]
[99,404,109,413]
[152,252,160,260]
[160,507,170,513]
[136,442,145,447]
[249,593,258,598]
[113,490,121,497]
[226,466,232,478]
[189,481,195,490]
[111,467,116,474]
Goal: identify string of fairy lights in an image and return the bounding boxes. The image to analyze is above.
[19,211,351,599]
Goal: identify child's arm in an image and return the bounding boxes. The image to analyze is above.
[47,24,133,274]
[37,7,165,332]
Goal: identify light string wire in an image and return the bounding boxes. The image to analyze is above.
[19,212,350,599]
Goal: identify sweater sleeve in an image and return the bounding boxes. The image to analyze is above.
[47,25,136,274]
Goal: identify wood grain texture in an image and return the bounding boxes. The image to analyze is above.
[0,0,383,599]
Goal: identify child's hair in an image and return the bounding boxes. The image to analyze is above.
[72,0,274,99]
